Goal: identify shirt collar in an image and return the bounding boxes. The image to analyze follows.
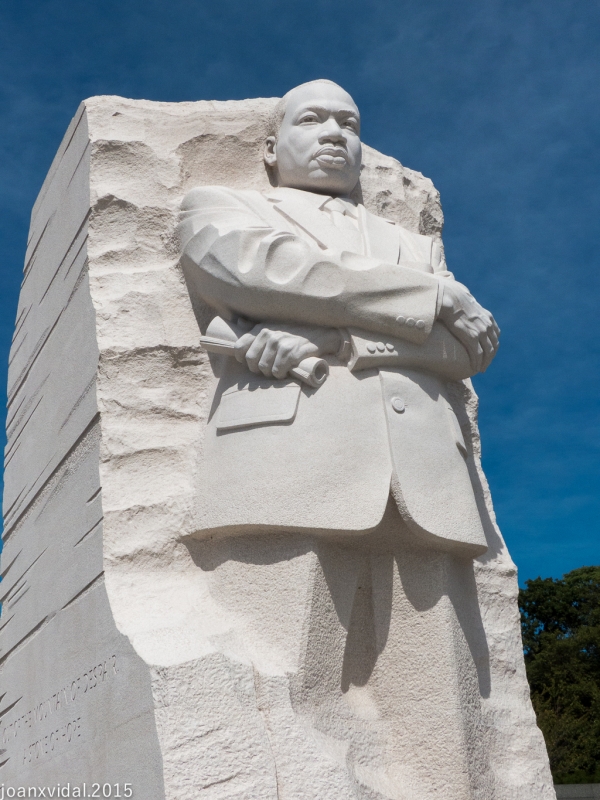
[323,195,359,219]
[266,186,359,217]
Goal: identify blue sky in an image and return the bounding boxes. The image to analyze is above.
[1,0,598,583]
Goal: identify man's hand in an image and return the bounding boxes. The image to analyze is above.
[234,324,341,379]
[438,280,500,372]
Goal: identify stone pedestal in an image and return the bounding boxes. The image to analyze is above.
[0,96,556,799]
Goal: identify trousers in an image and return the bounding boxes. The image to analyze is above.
[154,498,493,800]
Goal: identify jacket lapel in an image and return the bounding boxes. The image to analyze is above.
[364,208,436,270]
[265,188,426,268]
[362,207,402,264]
[266,188,352,252]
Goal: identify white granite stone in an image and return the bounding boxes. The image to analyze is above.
[0,106,163,795]
[0,89,556,799]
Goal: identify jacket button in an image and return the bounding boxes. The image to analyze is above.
[396,315,406,325]
[386,342,395,351]
[367,343,376,353]
[391,397,406,413]
[416,320,425,329]
[376,342,385,352]
[405,317,416,327]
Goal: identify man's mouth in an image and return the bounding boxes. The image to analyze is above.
[314,146,349,167]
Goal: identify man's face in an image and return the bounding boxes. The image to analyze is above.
[265,83,362,196]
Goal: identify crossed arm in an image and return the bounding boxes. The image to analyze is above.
[178,186,499,380]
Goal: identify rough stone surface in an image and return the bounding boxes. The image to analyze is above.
[1,95,556,799]
[0,104,164,794]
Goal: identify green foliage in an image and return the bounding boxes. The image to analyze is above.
[519,566,600,784]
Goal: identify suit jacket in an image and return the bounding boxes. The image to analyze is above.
[178,185,487,556]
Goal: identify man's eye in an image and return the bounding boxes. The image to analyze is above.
[300,115,318,124]
[344,120,359,130]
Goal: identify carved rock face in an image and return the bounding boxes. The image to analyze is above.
[0,95,554,799]
[267,80,363,196]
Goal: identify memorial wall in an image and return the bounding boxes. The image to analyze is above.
[0,85,556,799]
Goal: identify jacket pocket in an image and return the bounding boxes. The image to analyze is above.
[216,379,301,431]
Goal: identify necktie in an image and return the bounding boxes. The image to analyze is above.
[323,197,363,253]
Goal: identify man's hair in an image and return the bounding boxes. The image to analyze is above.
[267,79,349,137]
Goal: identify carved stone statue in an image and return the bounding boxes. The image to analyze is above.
[178,79,499,553]
[172,79,514,796]
[0,84,555,799]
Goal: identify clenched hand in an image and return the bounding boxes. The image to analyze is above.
[234,324,341,379]
[438,280,500,372]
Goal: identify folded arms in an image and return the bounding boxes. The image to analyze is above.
[178,186,499,382]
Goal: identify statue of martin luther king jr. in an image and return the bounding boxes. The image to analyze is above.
[177,79,500,556]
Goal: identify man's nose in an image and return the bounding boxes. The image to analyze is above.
[318,119,346,144]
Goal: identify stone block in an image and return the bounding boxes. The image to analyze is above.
[0,95,556,799]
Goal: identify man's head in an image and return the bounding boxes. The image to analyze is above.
[264,80,361,197]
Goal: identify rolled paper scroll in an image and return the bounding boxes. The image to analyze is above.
[200,316,329,389]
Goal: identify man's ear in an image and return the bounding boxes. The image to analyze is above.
[264,136,277,167]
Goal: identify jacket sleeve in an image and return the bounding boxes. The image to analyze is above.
[178,186,442,345]
[347,324,474,380]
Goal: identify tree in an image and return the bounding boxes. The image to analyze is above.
[519,566,600,784]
